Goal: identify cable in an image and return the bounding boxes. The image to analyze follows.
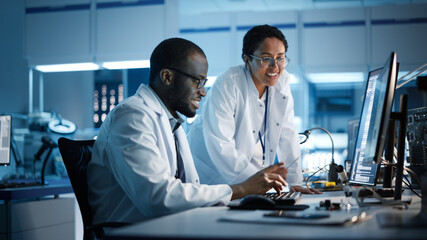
[305,163,329,189]
[402,168,421,198]
[404,167,421,189]
[300,127,337,183]
[381,156,422,198]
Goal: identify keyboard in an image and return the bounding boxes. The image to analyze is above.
[265,191,301,205]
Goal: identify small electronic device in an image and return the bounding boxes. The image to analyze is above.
[0,115,12,166]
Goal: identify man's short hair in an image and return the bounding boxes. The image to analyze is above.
[241,24,288,60]
[149,38,206,83]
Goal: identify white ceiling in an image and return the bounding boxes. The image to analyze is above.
[179,0,427,15]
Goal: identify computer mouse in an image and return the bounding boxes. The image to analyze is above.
[239,194,276,209]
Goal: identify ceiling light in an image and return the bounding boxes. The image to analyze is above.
[307,72,364,83]
[35,63,99,72]
[102,60,150,70]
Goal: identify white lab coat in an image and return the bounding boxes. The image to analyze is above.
[87,84,232,224]
[187,65,303,186]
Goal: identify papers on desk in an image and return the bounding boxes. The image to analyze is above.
[219,210,369,226]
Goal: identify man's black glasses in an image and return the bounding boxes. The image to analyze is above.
[168,67,208,89]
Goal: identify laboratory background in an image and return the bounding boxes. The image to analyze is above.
[0,0,426,239]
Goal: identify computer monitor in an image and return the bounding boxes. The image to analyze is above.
[348,68,383,185]
[0,115,12,166]
[349,52,398,185]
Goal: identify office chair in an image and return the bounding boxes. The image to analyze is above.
[58,137,129,240]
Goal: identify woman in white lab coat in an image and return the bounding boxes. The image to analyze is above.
[188,25,320,194]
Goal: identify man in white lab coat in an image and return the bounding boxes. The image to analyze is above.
[87,38,288,225]
[188,25,321,194]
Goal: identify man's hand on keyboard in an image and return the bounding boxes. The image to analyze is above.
[230,162,288,200]
[291,185,322,194]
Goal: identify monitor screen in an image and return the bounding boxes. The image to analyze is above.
[0,115,12,165]
[349,52,398,185]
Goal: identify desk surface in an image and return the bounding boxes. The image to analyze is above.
[0,178,73,201]
[106,190,427,240]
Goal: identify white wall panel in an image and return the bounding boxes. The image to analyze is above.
[26,6,92,65]
[370,4,427,70]
[180,32,232,76]
[96,4,165,62]
[302,7,366,72]
[371,3,427,19]
[303,6,365,22]
[303,26,366,72]
[25,0,177,65]
[180,12,233,76]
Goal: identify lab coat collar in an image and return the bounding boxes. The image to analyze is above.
[136,84,163,115]
[136,84,184,131]
[244,66,260,99]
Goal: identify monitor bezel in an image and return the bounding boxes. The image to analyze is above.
[371,52,398,165]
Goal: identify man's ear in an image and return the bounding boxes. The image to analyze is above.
[160,68,174,86]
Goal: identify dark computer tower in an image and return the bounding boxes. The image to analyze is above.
[407,106,427,188]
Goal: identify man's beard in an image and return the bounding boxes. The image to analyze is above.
[165,87,195,118]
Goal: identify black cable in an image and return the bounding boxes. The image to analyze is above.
[402,170,421,198]
[404,167,422,190]
[382,157,422,198]
[300,127,337,183]
[305,163,329,188]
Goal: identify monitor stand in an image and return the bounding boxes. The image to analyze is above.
[379,94,408,200]
[391,94,408,201]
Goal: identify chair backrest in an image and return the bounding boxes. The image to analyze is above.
[58,137,95,240]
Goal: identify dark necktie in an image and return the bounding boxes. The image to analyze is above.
[173,125,186,183]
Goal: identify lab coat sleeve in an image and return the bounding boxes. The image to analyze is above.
[203,78,260,184]
[105,103,232,218]
[276,87,304,186]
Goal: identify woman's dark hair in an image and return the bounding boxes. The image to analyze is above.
[241,24,288,60]
[149,38,206,82]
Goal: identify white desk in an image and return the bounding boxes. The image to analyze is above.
[106,190,427,240]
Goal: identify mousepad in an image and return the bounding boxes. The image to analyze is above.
[228,203,310,211]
